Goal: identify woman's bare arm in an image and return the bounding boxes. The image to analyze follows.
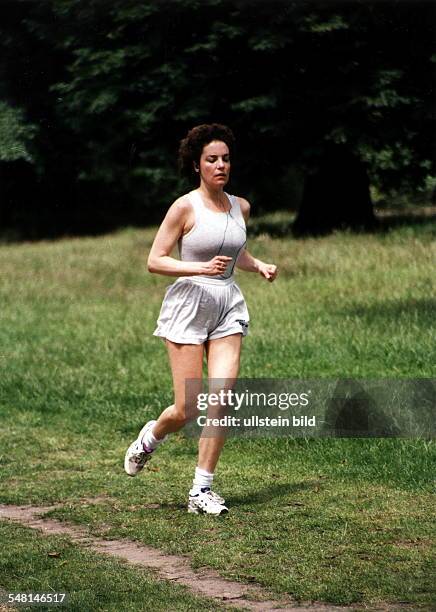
[235,197,278,282]
[147,197,232,277]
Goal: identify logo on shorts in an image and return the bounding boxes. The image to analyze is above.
[236,319,249,330]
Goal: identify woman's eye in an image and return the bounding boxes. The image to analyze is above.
[205,157,230,163]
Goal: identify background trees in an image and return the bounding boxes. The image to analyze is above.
[0,0,434,237]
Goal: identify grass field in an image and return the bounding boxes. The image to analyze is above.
[0,213,435,609]
[0,521,231,611]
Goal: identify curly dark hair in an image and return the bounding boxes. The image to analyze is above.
[178,123,235,180]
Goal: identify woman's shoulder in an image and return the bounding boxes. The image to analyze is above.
[175,191,194,204]
[170,192,194,214]
[231,194,251,216]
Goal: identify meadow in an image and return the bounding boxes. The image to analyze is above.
[0,213,435,610]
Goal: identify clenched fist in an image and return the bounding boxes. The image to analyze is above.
[201,255,233,276]
[258,262,278,282]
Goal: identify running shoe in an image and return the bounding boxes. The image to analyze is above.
[207,489,226,505]
[188,487,229,515]
[124,420,157,477]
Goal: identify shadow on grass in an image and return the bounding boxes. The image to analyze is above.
[137,481,318,511]
[337,297,435,322]
[376,207,436,226]
[247,209,436,239]
[225,479,319,507]
[249,216,296,238]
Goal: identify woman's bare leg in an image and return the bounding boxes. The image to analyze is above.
[197,333,242,473]
[152,340,204,440]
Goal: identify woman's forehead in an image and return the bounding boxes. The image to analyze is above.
[202,140,229,155]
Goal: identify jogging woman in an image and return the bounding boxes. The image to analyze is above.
[124,124,278,515]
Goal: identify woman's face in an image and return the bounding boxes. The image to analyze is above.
[197,140,230,188]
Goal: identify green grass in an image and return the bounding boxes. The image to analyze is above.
[0,215,435,609]
[0,521,235,611]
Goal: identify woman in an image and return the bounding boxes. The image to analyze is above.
[124,123,278,515]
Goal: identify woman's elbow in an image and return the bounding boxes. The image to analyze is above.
[147,255,158,273]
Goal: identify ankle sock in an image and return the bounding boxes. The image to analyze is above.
[141,425,167,451]
[190,467,214,495]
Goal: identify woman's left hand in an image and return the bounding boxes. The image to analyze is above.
[258,262,278,282]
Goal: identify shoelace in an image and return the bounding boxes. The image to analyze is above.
[132,446,152,465]
[194,489,225,505]
[208,490,225,504]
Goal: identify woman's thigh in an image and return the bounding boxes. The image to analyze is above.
[204,333,242,424]
[205,333,242,382]
[166,339,204,419]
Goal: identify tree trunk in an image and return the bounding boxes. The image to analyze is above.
[293,145,377,236]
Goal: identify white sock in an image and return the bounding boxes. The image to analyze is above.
[190,467,214,495]
[141,425,167,451]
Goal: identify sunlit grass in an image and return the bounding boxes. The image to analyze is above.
[0,215,435,607]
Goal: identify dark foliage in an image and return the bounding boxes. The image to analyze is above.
[0,0,434,238]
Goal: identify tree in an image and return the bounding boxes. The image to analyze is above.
[0,0,434,236]
[293,144,376,235]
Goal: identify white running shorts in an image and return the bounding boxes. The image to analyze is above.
[153,277,250,345]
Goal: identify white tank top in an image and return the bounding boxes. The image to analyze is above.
[178,190,247,281]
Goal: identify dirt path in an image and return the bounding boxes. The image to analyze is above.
[0,504,420,612]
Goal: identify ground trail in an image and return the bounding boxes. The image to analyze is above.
[0,504,421,612]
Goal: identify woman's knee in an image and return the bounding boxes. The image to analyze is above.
[172,400,198,425]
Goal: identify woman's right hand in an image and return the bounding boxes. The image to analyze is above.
[200,256,233,276]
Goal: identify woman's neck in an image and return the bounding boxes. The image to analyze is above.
[198,182,225,204]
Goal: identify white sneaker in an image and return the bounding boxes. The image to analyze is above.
[124,420,157,477]
[207,490,226,505]
[188,488,229,515]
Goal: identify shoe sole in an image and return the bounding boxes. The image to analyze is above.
[187,504,228,516]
